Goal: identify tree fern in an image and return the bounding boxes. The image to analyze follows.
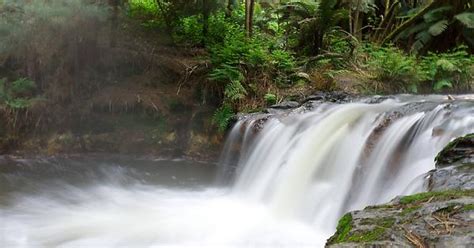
[455,12,474,29]
[428,19,449,36]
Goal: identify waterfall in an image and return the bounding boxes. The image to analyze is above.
[221,96,474,233]
[1,96,473,247]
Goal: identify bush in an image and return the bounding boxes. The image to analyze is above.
[128,0,159,18]
[363,44,419,93]
[419,46,474,92]
[264,93,277,105]
[0,78,37,109]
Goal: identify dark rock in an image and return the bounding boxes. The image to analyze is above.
[428,164,474,191]
[303,91,355,104]
[435,133,474,167]
[269,101,300,109]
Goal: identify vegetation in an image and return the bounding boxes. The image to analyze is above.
[398,190,474,205]
[123,0,473,130]
[0,0,473,137]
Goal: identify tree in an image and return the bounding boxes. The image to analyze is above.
[245,0,256,37]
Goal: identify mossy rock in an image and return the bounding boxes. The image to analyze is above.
[327,190,474,247]
[435,133,474,166]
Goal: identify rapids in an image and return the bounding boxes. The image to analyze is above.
[1,95,474,247]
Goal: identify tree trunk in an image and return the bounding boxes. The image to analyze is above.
[245,0,255,37]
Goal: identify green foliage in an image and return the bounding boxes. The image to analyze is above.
[418,46,474,91]
[128,0,159,18]
[399,190,474,205]
[212,104,234,132]
[264,93,277,105]
[278,0,347,55]
[173,15,204,45]
[0,78,37,109]
[397,4,474,53]
[10,78,36,97]
[363,44,419,93]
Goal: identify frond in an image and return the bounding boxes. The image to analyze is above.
[455,12,474,29]
[428,19,449,36]
[423,6,452,23]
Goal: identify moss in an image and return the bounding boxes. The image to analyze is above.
[399,190,474,205]
[461,204,474,211]
[359,217,395,228]
[379,217,396,228]
[400,206,421,216]
[346,227,386,243]
[328,213,353,244]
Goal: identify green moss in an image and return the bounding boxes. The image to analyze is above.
[359,217,395,228]
[461,204,474,211]
[401,206,421,216]
[399,190,474,205]
[379,217,396,228]
[328,213,353,244]
[346,227,386,243]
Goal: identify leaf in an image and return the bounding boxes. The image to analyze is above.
[455,12,474,29]
[423,6,452,23]
[224,81,247,101]
[433,79,453,91]
[428,19,448,36]
[412,31,432,53]
[436,59,457,72]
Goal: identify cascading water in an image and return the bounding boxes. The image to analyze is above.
[1,95,473,247]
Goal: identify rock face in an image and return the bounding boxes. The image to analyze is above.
[327,133,474,248]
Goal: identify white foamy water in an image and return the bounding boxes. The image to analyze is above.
[1,96,474,247]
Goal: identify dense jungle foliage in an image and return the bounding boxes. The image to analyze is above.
[0,0,473,134]
[127,0,473,129]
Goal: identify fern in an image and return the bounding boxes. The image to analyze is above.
[428,19,449,36]
[212,104,234,132]
[455,12,474,29]
[224,80,247,101]
[209,64,244,83]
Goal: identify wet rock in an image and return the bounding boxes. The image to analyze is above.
[303,91,354,104]
[435,133,474,167]
[269,101,300,109]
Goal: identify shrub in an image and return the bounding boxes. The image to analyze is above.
[173,15,204,45]
[419,46,474,91]
[128,0,159,18]
[363,44,419,93]
[264,93,277,105]
[0,78,37,109]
